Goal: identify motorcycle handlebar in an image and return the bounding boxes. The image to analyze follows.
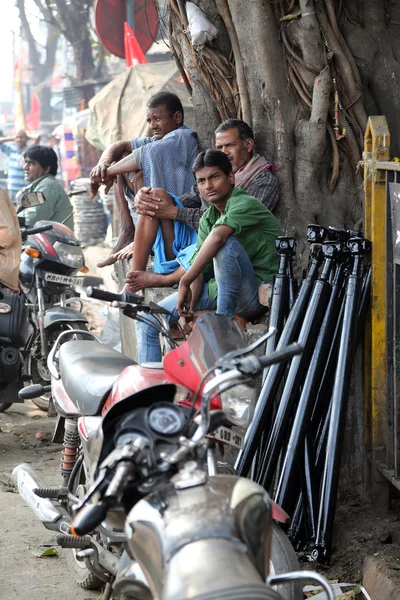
[256,342,303,370]
[24,224,54,236]
[71,461,136,536]
[86,286,143,305]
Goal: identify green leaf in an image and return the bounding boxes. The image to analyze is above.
[40,547,59,557]
[33,545,60,558]
[43,583,57,588]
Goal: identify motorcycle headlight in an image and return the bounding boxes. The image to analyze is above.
[54,242,84,269]
[221,383,255,429]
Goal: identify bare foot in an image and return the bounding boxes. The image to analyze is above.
[97,240,135,268]
[125,270,164,293]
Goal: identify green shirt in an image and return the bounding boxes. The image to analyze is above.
[192,187,283,299]
[21,175,74,230]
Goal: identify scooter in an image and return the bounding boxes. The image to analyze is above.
[13,289,316,599]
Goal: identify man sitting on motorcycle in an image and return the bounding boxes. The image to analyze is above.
[0,188,22,292]
[20,146,74,230]
[136,149,282,364]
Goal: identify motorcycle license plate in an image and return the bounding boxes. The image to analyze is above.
[208,426,244,449]
[44,273,83,286]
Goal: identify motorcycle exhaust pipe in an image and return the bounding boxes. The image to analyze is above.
[12,464,71,534]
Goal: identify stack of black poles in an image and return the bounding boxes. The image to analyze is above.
[235,225,371,565]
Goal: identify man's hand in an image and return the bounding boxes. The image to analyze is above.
[90,162,115,198]
[135,187,178,221]
[177,277,192,317]
[91,161,111,185]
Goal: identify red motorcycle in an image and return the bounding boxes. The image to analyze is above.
[13,288,309,599]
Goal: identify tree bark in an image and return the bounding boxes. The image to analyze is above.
[168,0,400,246]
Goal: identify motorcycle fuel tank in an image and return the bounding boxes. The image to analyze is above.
[124,474,273,599]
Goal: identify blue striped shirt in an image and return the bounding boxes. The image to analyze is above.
[0,143,26,194]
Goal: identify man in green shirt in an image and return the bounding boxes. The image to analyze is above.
[136,149,282,363]
[20,146,74,230]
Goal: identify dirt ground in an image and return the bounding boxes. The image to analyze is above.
[0,402,100,600]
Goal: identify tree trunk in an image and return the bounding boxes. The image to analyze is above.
[168,0,398,249]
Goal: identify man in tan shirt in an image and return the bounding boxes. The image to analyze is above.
[0,188,21,291]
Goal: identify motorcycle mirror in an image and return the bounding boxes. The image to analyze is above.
[17,191,46,214]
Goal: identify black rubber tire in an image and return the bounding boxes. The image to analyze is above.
[269,523,303,600]
[66,547,104,590]
[65,462,104,590]
[0,403,12,412]
[30,322,89,411]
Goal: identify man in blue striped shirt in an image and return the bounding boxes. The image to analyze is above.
[0,130,40,203]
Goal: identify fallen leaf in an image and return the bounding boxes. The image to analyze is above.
[33,545,59,558]
[43,583,57,588]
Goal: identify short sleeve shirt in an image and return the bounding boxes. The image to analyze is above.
[192,187,283,299]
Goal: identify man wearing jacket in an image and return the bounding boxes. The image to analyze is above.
[21,146,74,230]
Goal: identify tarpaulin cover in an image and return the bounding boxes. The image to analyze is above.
[85,62,194,150]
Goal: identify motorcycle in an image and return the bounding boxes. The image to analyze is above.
[17,190,89,412]
[0,211,55,411]
[13,289,334,599]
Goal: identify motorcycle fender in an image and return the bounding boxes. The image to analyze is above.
[43,307,88,329]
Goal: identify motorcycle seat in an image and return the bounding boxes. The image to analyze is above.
[59,340,135,415]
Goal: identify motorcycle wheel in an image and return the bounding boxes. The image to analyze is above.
[66,548,104,590]
[0,403,12,412]
[29,322,89,412]
[66,462,104,590]
[269,523,303,600]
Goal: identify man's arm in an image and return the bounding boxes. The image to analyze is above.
[0,136,15,145]
[177,225,233,313]
[91,141,133,183]
[0,224,18,249]
[183,225,234,283]
[106,153,141,178]
[175,185,205,230]
[0,193,19,248]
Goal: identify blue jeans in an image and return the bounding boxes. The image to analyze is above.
[136,236,264,363]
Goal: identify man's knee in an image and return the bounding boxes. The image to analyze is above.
[215,236,242,262]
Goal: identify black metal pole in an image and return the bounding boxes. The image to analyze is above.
[286,240,298,312]
[274,254,347,513]
[287,492,305,548]
[311,238,369,565]
[257,243,337,490]
[302,435,317,543]
[235,243,325,477]
[265,237,295,360]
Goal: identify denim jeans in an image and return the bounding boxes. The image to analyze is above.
[136,236,264,363]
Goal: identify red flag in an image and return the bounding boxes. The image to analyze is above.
[124,22,147,67]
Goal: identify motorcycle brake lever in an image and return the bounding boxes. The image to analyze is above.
[215,326,276,366]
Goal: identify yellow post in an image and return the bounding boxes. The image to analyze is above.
[363,116,390,455]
